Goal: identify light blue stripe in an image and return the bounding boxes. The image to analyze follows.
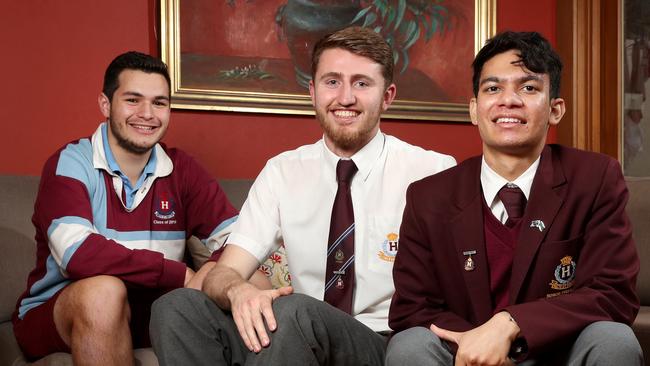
[19,255,71,319]
[56,139,96,189]
[101,228,186,241]
[60,235,89,270]
[56,135,109,233]
[201,215,238,246]
[47,216,93,238]
[327,223,355,256]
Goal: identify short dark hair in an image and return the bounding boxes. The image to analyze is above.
[102,51,171,101]
[311,26,394,88]
[472,31,563,99]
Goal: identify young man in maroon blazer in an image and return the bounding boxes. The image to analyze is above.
[387,31,643,365]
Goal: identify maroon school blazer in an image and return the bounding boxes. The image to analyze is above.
[389,144,639,358]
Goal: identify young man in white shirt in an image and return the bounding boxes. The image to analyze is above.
[150,26,456,365]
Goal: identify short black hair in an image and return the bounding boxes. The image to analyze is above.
[102,51,171,101]
[472,31,562,99]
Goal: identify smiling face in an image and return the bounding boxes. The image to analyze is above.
[470,49,565,162]
[310,48,396,157]
[98,69,171,157]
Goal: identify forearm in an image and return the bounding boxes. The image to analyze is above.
[185,261,214,290]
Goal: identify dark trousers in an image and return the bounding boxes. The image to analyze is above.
[150,288,386,366]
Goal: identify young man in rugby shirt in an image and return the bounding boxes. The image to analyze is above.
[12,51,268,365]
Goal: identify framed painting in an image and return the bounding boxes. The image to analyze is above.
[160,0,496,122]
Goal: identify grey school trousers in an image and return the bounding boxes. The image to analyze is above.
[385,321,643,365]
[150,288,386,366]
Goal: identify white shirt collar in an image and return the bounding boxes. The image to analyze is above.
[480,155,540,207]
[322,130,385,182]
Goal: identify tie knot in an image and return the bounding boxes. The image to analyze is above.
[497,184,527,220]
[336,159,358,184]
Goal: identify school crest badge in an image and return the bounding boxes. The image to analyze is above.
[549,255,576,291]
[154,192,176,222]
[378,232,399,262]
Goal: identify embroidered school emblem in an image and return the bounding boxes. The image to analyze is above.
[154,192,176,220]
[378,232,399,262]
[549,255,576,291]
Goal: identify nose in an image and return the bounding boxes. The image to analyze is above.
[498,87,523,108]
[336,83,356,106]
[138,102,154,119]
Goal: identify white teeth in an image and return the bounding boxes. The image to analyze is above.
[496,117,522,124]
[132,125,154,130]
[333,110,358,118]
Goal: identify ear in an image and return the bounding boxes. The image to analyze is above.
[548,97,566,126]
[309,79,316,107]
[381,83,397,111]
[469,98,478,126]
[98,93,111,119]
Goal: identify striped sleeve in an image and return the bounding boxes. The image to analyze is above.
[171,150,239,260]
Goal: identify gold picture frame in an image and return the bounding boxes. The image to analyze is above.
[160,0,496,122]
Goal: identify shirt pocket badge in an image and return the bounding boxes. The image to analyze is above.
[378,232,399,262]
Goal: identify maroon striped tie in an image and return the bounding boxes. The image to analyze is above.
[324,159,357,314]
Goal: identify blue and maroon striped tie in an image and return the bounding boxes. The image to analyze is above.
[324,159,357,314]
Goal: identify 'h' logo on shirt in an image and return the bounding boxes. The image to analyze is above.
[154,192,176,220]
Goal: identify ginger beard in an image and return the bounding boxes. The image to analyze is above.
[315,104,381,152]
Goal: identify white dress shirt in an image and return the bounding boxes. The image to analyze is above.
[226,131,456,331]
[480,156,540,223]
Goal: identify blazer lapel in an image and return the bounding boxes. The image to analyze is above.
[451,159,493,323]
[510,146,567,303]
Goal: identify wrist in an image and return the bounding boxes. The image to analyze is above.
[501,312,528,362]
[225,278,251,303]
[499,311,521,341]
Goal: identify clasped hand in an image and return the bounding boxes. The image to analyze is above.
[430,312,520,366]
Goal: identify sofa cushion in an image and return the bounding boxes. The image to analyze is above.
[626,177,650,303]
[0,227,35,323]
[0,176,39,324]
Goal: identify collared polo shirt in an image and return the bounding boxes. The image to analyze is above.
[227,131,456,332]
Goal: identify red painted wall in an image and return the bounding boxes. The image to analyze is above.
[0,0,556,179]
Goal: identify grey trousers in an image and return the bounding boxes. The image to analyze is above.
[150,288,386,366]
[385,321,643,366]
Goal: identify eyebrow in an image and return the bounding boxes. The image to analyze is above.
[479,74,543,87]
[318,71,375,83]
[121,91,170,101]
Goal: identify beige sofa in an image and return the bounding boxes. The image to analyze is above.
[1,175,649,365]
